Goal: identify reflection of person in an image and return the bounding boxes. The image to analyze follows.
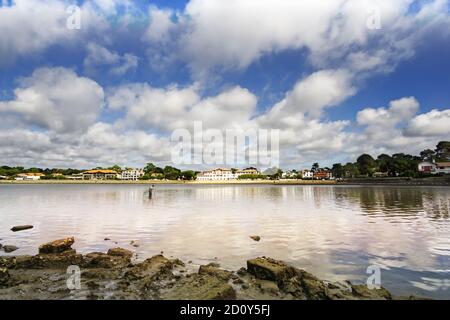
[149,185,155,199]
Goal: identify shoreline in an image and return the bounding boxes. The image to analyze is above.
[0,238,417,300]
[1,177,450,186]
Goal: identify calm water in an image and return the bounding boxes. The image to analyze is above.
[1,184,449,298]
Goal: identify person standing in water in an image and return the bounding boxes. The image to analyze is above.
[149,184,155,199]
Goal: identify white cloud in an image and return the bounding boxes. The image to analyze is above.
[404,109,450,137]
[84,43,138,75]
[0,67,104,134]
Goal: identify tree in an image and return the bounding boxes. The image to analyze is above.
[343,162,359,178]
[356,154,376,176]
[331,163,344,178]
[420,149,435,161]
[181,170,196,180]
[144,163,163,175]
[163,166,181,180]
[377,154,394,176]
[311,163,319,172]
[435,141,450,161]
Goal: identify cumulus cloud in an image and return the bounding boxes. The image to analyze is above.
[351,97,449,158]
[139,0,450,79]
[404,109,450,137]
[84,43,138,75]
[0,67,104,134]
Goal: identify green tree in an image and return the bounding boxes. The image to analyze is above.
[376,154,394,176]
[435,141,450,161]
[311,163,319,172]
[108,165,122,173]
[163,166,181,180]
[181,170,196,180]
[356,154,376,176]
[420,149,435,161]
[331,163,343,178]
[343,162,359,178]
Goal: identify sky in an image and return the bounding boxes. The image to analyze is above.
[0,0,449,170]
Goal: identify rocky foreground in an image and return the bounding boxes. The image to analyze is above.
[0,237,410,300]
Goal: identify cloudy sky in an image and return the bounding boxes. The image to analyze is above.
[0,0,449,170]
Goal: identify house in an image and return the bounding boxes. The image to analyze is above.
[418,161,436,173]
[15,173,45,181]
[82,170,118,180]
[435,162,450,174]
[301,170,314,179]
[281,170,298,179]
[67,173,83,180]
[418,161,450,174]
[236,167,260,177]
[0,175,7,180]
[313,171,333,180]
[196,168,237,181]
[120,168,145,181]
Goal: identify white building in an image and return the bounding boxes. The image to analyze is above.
[301,170,314,179]
[120,168,145,180]
[435,162,450,174]
[418,161,436,173]
[197,168,237,181]
[15,173,45,181]
[418,161,450,174]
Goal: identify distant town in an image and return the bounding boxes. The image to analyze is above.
[1,141,449,182]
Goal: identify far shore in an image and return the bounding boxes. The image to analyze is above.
[1,177,450,186]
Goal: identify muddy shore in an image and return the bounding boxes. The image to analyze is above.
[0,237,421,300]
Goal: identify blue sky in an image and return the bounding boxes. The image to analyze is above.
[0,0,449,169]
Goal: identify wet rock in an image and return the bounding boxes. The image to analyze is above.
[289,270,330,300]
[11,225,33,232]
[130,240,140,248]
[250,235,261,242]
[125,255,174,281]
[2,245,19,253]
[255,279,280,295]
[39,237,74,254]
[107,247,133,259]
[83,252,130,269]
[104,238,110,241]
[198,263,233,281]
[247,257,297,283]
[351,284,392,300]
[0,244,2,250]
[161,274,236,300]
[7,251,82,269]
[0,268,11,288]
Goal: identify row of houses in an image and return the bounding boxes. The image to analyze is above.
[196,168,259,181]
[281,169,333,180]
[13,169,146,181]
[418,161,450,174]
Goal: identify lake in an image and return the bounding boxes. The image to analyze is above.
[0,184,449,298]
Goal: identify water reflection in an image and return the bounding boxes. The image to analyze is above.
[0,184,449,298]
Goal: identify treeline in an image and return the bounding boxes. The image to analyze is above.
[142,163,197,181]
[0,166,83,178]
[330,141,450,178]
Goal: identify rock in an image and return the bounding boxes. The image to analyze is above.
[125,255,174,281]
[0,244,2,250]
[247,257,297,283]
[130,240,140,248]
[104,238,110,241]
[250,235,261,241]
[83,252,130,269]
[107,247,133,259]
[39,237,74,254]
[351,284,392,300]
[198,263,233,281]
[2,245,19,253]
[0,268,11,287]
[161,274,236,300]
[11,225,33,232]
